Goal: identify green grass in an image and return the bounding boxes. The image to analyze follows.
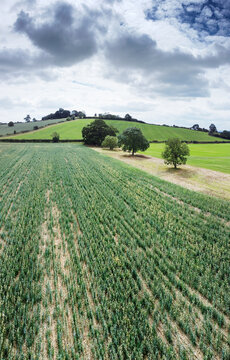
[140,143,230,174]
[6,118,227,142]
[0,118,67,137]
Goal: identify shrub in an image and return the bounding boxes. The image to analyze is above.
[51,132,60,143]
[102,136,118,150]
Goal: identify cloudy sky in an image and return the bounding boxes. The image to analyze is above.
[0,0,230,130]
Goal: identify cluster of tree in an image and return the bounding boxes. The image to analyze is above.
[98,113,145,124]
[23,115,37,123]
[191,124,209,132]
[82,119,118,146]
[71,110,86,119]
[42,108,71,120]
[82,119,149,155]
[211,130,230,140]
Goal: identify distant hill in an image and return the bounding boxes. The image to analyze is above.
[3,118,228,142]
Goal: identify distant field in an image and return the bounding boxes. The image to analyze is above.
[140,143,230,174]
[0,118,67,137]
[5,118,227,142]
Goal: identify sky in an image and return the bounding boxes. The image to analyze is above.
[0,0,230,130]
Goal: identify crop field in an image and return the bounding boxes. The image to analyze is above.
[5,118,227,142]
[141,143,230,174]
[0,143,229,359]
[0,118,68,137]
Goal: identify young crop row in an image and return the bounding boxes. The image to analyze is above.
[0,143,229,359]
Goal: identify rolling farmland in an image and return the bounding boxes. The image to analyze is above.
[4,118,227,142]
[0,143,229,359]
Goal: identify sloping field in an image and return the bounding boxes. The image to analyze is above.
[5,118,226,142]
[0,118,67,137]
[0,143,229,359]
[140,143,230,174]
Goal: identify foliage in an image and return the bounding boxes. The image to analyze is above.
[162,138,190,168]
[102,135,118,150]
[218,130,230,140]
[0,143,229,359]
[51,131,60,142]
[118,127,149,155]
[125,113,132,121]
[42,108,71,120]
[8,121,14,127]
[191,124,208,132]
[82,119,118,145]
[209,123,217,134]
[24,115,31,123]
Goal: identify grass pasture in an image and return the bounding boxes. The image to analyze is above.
[5,118,228,142]
[141,143,230,174]
[0,143,229,359]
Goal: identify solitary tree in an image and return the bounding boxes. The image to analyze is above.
[162,138,190,169]
[51,132,60,143]
[102,136,118,150]
[209,123,217,134]
[118,127,149,156]
[82,119,118,146]
[24,115,31,122]
[8,121,14,127]
[125,113,132,121]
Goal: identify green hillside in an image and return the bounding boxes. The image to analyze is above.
[4,118,226,142]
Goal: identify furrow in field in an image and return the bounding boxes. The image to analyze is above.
[52,204,75,355]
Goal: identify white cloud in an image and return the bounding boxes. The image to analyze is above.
[0,0,230,130]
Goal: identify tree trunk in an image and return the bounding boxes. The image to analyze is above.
[174,163,177,169]
[132,149,134,156]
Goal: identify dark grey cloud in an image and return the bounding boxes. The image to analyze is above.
[146,0,230,37]
[104,32,230,97]
[14,2,101,66]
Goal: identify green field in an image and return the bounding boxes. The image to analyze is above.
[140,143,230,174]
[0,118,67,137]
[5,118,227,142]
[0,143,229,359]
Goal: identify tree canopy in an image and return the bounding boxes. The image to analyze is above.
[209,123,217,134]
[162,138,190,169]
[51,132,60,143]
[24,115,31,123]
[82,119,118,146]
[118,127,149,155]
[102,135,118,150]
